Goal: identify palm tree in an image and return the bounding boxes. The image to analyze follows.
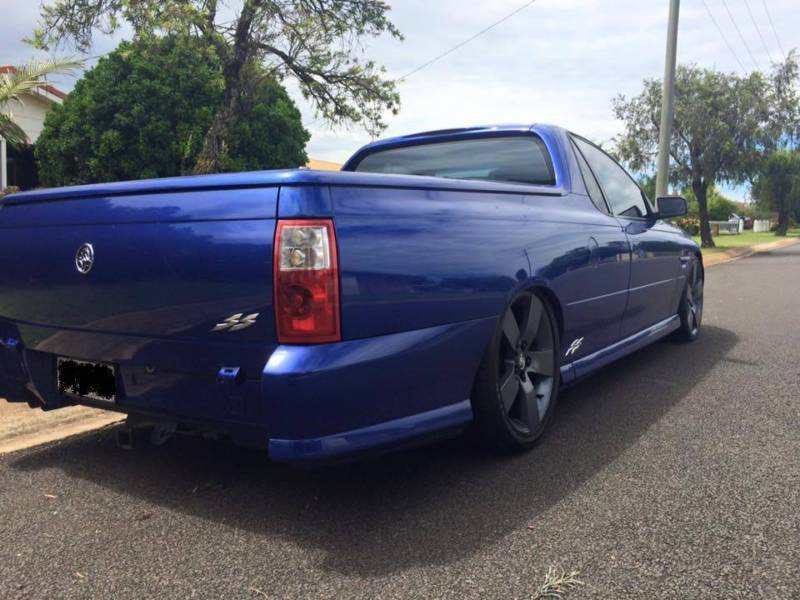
[0,58,82,148]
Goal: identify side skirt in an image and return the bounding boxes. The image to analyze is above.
[560,314,680,384]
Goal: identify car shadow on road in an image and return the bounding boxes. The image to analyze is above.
[10,325,737,577]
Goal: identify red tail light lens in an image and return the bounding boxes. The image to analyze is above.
[274,219,341,344]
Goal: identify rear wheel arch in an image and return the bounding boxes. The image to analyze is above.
[531,285,564,343]
[493,283,565,359]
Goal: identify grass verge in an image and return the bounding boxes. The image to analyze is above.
[692,228,800,255]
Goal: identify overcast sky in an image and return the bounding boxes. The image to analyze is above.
[1,0,797,198]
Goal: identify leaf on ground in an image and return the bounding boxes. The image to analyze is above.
[191,481,224,494]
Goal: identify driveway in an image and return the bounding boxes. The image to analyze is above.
[0,245,798,599]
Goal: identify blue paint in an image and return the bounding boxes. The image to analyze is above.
[0,123,700,462]
[262,318,495,441]
[269,400,473,462]
[571,315,681,380]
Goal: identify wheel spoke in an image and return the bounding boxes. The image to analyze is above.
[499,370,520,414]
[527,349,554,376]
[522,296,543,345]
[534,379,553,421]
[517,377,540,431]
[502,310,520,347]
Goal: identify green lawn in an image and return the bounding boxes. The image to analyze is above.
[692,229,800,254]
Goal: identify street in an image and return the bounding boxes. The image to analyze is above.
[1,244,798,599]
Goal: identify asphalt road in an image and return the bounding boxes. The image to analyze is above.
[1,245,799,600]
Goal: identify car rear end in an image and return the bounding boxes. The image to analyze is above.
[0,176,283,449]
[0,125,570,463]
[0,172,493,462]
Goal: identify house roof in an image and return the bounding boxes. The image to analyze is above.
[0,65,67,102]
[306,158,341,171]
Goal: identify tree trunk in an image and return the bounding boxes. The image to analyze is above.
[194,103,237,174]
[193,0,258,174]
[776,206,790,236]
[693,179,715,248]
[194,55,246,174]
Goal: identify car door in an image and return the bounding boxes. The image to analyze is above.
[554,138,631,366]
[573,137,683,338]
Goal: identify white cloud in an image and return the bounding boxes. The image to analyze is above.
[1,0,796,181]
[298,0,797,166]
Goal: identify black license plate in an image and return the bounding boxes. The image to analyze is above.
[57,357,117,402]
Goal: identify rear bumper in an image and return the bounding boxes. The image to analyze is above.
[0,316,495,462]
[261,317,495,462]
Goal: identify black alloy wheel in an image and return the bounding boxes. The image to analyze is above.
[675,257,704,342]
[472,290,560,450]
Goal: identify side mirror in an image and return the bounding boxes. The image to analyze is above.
[656,196,688,219]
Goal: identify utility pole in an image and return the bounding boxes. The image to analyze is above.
[0,136,7,190]
[655,0,680,198]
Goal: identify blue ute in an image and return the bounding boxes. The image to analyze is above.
[0,124,703,462]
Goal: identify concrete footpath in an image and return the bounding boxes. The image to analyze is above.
[1,236,797,455]
[0,401,122,454]
[701,236,799,267]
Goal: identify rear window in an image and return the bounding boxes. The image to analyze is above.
[353,135,555,186]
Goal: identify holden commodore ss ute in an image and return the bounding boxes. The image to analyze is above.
[0,124,703,462]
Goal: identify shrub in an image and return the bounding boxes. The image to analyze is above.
[0,186,20,200]
[707,193,738,221]
[36,36,309,186]
[674,217,700,236]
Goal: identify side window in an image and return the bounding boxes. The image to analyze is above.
[574,138,650,218]
[571,139,609,213]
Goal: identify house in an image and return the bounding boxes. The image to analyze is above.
[306,158,341,171]
[0,65,66,190]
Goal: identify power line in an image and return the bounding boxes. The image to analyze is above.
[720,0,760,70]
[760,0,786,60]
[397,0,538,82]
[306,0,539,127]
[742,0,773,63]
[700,0,748,74]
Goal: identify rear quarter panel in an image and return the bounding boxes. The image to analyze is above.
[331,186,626,353]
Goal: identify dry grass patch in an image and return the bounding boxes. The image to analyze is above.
[531,566,584,599]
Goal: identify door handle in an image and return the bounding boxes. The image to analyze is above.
[680,255,691,263]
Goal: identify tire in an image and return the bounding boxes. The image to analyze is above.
[673,257,704,342]
[471,290,561,451]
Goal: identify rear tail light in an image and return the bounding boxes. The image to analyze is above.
[274,219,341,344]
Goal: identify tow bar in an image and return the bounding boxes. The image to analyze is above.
[116,417,176,450]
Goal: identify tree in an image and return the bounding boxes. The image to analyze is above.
[680,184,738,221]
[638,174,656,202]
[36,36,309,186]
[752,150,800,235]
[613,53,799,248]
[31,0,402,173]
[1,58,81,148]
